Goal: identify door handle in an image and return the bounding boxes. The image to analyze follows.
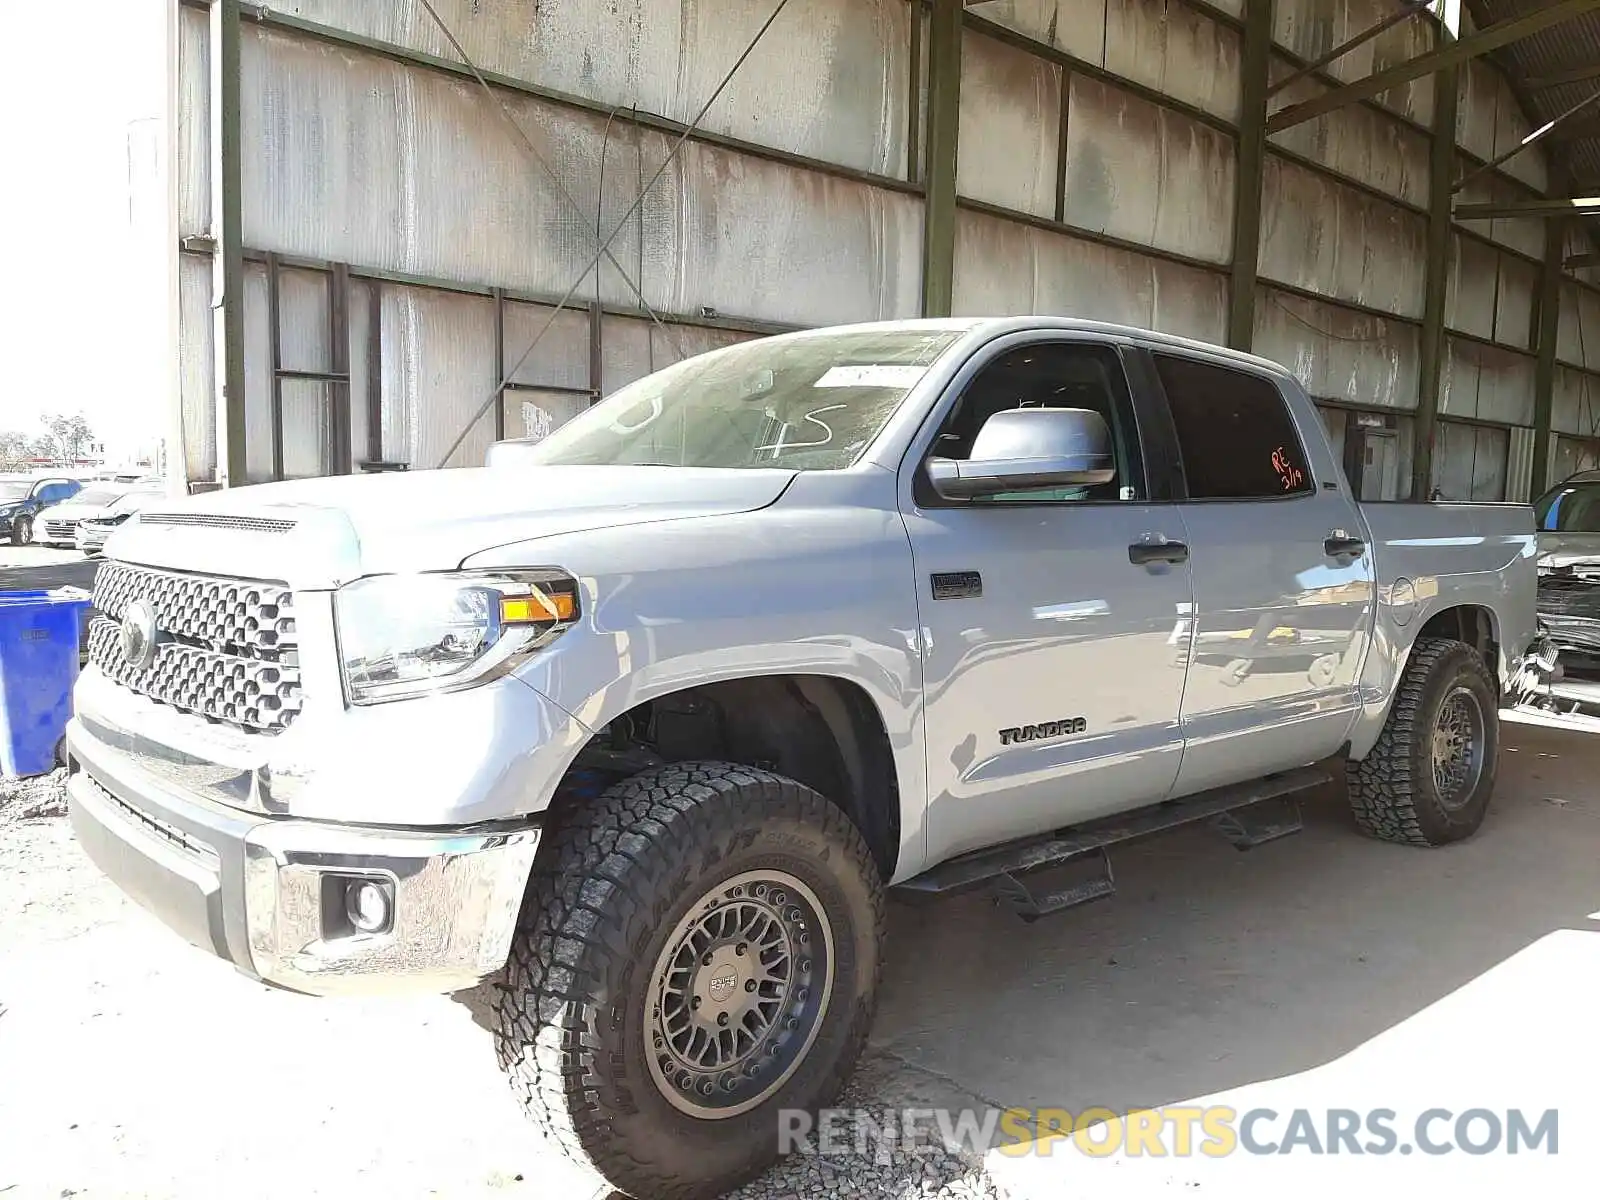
[1324,531,1366,559]
[1129,539,1189,566]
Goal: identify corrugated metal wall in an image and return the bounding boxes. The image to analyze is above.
[172,0,1600,502]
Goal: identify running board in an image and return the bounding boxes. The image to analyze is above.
[898,767,1325,920]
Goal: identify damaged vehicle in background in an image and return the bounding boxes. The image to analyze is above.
[1533,470,1600,681]
[75,485,166,557]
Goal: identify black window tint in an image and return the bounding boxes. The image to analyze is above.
[1536,483,1600,532]
[931,342,1143,503]
[1154,355,1313,500]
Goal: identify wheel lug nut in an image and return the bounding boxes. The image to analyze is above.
[772,890,787,906]
[699,1080,715,1097]
[717,1013,729,1027]
[787,907,802,922]
[796,988,809,1003]
[679,1073,693,1090]
[800,958,812,973]
[735,942,747,956]
[692,996,702,1009]
[653,1033,664,1049]
[753,885,768,899]
[785,1016,800,1031]
[731,886,744,897]
[723,1076,739,1091]
[702,952,714,967]
[745,979,756,992]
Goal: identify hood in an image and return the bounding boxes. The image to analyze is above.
[105,465,796,588]
[40,498,119,520]
[1536,529,1600,573]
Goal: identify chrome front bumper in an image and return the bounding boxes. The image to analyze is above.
[66,716,540,996]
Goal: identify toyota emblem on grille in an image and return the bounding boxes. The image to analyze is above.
[119,598,160,669]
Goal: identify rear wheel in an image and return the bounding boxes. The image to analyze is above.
[1347,637,1500,846]
[494,761,885,1199]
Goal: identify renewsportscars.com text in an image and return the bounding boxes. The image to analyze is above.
[778,1106,1559,1160]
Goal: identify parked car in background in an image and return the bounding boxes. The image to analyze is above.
[1533,470,1600,671]
[0,476,82,545]
[36,486,144,549]
[75,486,165,556]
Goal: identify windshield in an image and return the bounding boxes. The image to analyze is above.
[518,328,964,470]
[1535,482,1600,533]
[0,483,29,502]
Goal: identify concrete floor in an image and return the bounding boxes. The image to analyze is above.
[3,542,1597,1200]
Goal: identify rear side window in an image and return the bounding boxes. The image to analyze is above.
[1153,355,1314,500]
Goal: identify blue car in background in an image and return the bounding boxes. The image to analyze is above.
[0,477,83,546]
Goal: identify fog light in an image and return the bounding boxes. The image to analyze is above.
[345,878,393,935]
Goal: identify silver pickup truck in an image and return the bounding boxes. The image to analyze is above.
[68,317,1537,1198]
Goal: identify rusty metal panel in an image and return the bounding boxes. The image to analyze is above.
[1445,234,1497,342]
[273,0,910,177]
[974,0,1241,119]
[968,0,1108,66]
[1558,283,1600,369]
[501,302,591,391]
[1259,156,1426,318]
[1439,337,1535,425]
[241,25,922,328]
[377,285,499,469]
[179,254,217,482]
[663,141,924,325]
[1253,287,1421,410]
[1553,365,1600,437]
[1061,75,1236,265]
[1272,0,1435,127]
[1493,252,1537,351]
[958,30,1061,219]
[951,207,1227,344]
[1266,63,1430,207]
[1103,0,1242,122]
[178,4,210,238]
[1452,167,1546,260]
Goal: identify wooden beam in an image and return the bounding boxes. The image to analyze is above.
[1265,0,1600,134]
[1454,196,1600,219]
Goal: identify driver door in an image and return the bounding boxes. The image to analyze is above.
[901,336,1195,867]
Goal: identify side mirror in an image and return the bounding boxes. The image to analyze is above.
[926,407,1115,500]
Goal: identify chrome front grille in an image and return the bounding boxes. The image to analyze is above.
[90,561,302,733]
[44,520,76,539]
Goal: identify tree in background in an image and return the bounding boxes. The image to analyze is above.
[0,431,31,470]
[40,413,95,464]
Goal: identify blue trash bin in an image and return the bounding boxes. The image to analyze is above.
[0,589,93,778]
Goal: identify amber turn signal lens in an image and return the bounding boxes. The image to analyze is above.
[500,589,576,624]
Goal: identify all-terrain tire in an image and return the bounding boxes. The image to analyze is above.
[494,761,886,1200]
[1347,637,1500,846]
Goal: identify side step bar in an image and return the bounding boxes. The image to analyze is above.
[898,766,1327,921]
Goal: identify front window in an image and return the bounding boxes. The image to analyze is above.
[1535,482,1600,532]
[519,328,964,471]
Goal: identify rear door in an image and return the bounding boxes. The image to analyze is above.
[901,334,1195,866]
[1143,350,1375,798]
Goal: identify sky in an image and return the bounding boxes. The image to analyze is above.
[0,0,165,461]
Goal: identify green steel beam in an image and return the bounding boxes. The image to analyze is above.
[921,0,961,317]
[1265,0,1600,135]
[210,0,247,486]
[1532,216,1568,495]
[1228,0,1274,350]
[1454,195,1600,219]
[1415,59,1460,502]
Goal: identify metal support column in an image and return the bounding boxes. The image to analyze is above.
[589,300,604,406]
[1228,0,1274,350]
[492,287,507,440]
[1414,5,1461,502]
[365,283,384,466]
[329,263,352,474]
[1532,216,1569,495]
[209,0,247,486]
[266,252,284,481]
[921,0,961,317]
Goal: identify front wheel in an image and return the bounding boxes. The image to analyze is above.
[1347,637,1500,846]
[495,762,885,1199]
[10,515,31,545]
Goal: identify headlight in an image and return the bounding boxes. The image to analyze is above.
[335,569,579,704]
